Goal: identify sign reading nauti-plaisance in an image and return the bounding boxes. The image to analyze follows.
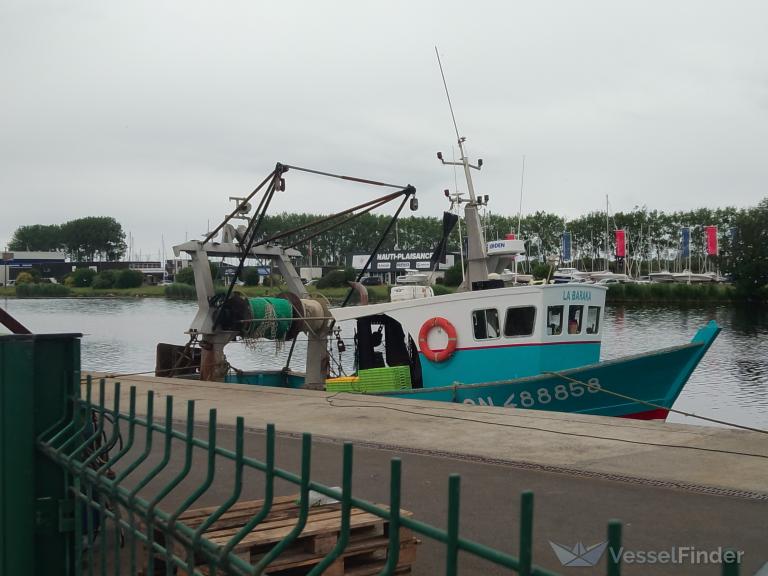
[350,251,456,271]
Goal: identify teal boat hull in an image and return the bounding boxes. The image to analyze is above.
[226,321,720,420]
[379,320,721,419]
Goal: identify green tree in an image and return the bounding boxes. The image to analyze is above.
[242,267,261,286]
[60,217,126,261]
[518,211,566,260]
[443,263,463,286]
[15,271,35,284]
[91,270,117,289]
[529,262,551,280]
[727,198,768,297]
[174,262,218,286]
[115,269,144,288]
[317,268,356,288]
[8,224,63,251]
[260,212,443,266]
[175,267,195,286]
[69,268,96,287]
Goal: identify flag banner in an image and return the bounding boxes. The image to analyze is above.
[681,227,690,258]
[615,230,626,258]
[562,231,572,261]
[705,225,718,256]
[430,211,459,265]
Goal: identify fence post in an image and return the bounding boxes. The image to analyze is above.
[721,549,740,576]
[0,333,81,576]
[607,520,622,576]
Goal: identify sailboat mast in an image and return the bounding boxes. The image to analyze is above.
[688,226,692,273]
[605,195,609,271]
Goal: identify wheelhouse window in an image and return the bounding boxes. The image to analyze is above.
[472,308,500,340]
[586,306,601,334]
[568,305,584,334]
[504,306,536,337]
[546,305,564,335]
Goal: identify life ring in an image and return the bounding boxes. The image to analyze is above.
[418,317,457,362]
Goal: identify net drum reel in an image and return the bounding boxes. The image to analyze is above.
[218,292,331,344]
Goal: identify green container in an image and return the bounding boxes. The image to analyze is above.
[0,333,81,576]
[358,366,412,391]
[326,367,412,393]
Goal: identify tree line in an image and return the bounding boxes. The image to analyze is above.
[258,198,766,296]
[7,207,745,266]
[8,217,126,261]
[7,198,766,295]
[259,204,745,267]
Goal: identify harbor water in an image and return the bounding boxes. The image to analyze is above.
[3,297,766,429]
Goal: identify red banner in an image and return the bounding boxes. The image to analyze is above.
[615,230,626,257]
[705,226,718,256]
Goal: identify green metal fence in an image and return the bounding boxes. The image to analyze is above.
[1,333,743,575]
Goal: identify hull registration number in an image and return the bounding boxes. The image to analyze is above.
[462,378,602,408]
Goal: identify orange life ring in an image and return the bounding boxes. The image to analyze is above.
[418,317,458,362]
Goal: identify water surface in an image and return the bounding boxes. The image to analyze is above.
[3,297,766,429]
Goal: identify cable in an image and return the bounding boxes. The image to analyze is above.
[311,391,708,435]
[323,395,768,460]
[82,357,235,382]
[282,164,409,190]
[93,370,767,459]
[85,362,768,435]
[543,371,768,435]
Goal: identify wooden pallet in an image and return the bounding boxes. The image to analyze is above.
[145,494,418,575]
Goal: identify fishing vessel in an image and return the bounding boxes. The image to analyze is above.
[159,60,719,421]
[161,146,719,421]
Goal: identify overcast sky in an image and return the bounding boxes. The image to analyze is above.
[2,0,767,258]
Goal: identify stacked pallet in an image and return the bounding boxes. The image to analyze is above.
[149,494,419,575]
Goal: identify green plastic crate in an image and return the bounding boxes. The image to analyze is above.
[326,366,412,393]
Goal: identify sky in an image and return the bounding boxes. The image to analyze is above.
[2,0,767,259]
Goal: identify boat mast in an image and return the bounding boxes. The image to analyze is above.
[604,195,609,272]
[435,47,489,290]
[516,155,526,282]
[688,225,692,280]
[517,155,525,237]
[448,149,467,284]
[648,226,653,274]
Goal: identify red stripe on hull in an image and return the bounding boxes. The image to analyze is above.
[620,408,669,421]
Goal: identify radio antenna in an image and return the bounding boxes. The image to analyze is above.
[435,46,461,141]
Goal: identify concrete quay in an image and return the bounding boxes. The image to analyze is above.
[89,373,768,575]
